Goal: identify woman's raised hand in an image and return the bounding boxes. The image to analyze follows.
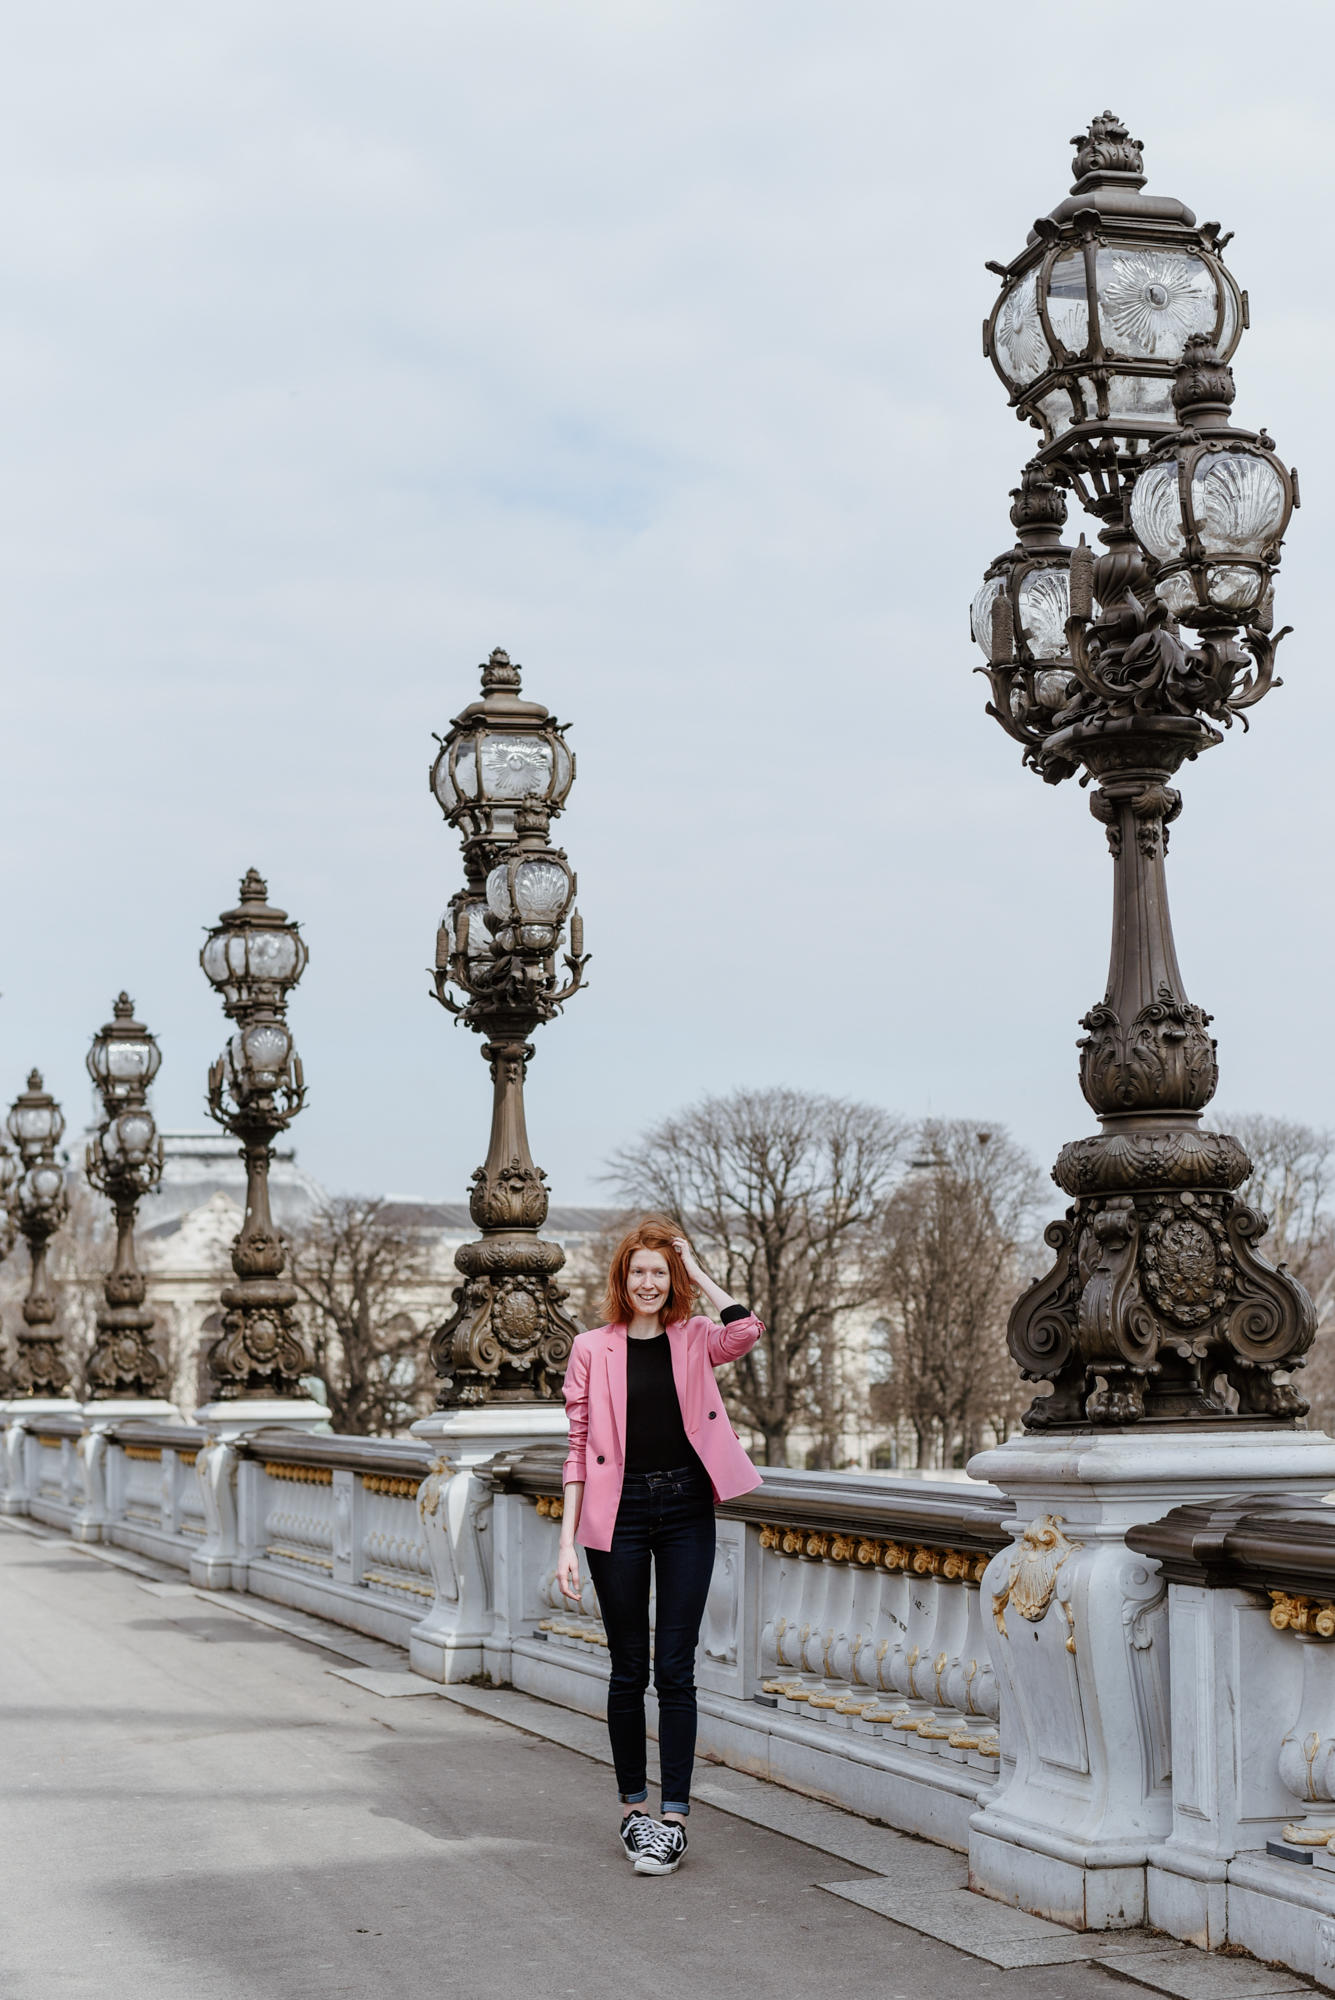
[557,1540,581,1602]
[672,1236,708,1288]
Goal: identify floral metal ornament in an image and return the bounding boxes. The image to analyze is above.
[427,649,590,1407]
[976,125,1313,1430]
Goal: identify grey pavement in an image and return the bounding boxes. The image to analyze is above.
[0,1523,1309,2000]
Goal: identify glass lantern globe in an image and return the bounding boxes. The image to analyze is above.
[7,1072,65,1162]
[485,851,574,952]
[971,466,1081,718]
[986,114,1243,465]
[430,649,575,837]
[23,1162,66,1208]
[102,1109,158,1170]
[201,870,308,1012]
[1128,338,1296,627]
[0,1145,18,1199]
[227,1020,293,1096]
[87,994,161,1104]
[441,896,498,979]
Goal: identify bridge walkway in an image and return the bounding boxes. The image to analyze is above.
[0,1522,1308,2000]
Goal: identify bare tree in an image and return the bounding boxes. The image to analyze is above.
[870,1120,1042,1468]
[1214,1113,1335,1430]
[287,1198,436,1435]
[606,1088,907,1466]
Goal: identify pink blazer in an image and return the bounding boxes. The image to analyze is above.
[562,1314,764,1551]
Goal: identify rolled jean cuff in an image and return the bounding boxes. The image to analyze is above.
[661,1799,690,1817]
[619,1787,648,1805]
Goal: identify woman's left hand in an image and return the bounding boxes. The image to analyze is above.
[672,1236,708,1288]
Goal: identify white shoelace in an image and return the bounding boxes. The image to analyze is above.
[638,1820,685,1861]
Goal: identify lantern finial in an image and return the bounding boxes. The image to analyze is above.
[1172,333,1237,423]
[481,646,522,693]
[1010,463,1067,538]
[1069,111,1145,192]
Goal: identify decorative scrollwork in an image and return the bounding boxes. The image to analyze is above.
[1270,1592,1335,1639]
[430,1261,579,1405]
[1008,1217,1081,1385]
[992,1514,1079,1639]
[10,1334,69,1398]
[86,1323,165,1398]
[468,1158,550,1231]
[209,1285,308,1395]
[1054,1128,1250,1197]
[1012,1186,1315,1428]
[1078,995,1218,1116]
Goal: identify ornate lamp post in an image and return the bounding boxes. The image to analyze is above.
[83,995,177,1415]
[973,115,1312,1430]
[0,1144,20,1398]
[196,870,325,1433]
[424,647,589,1415]
[965,117,1335,1927]
[6,1073,71,1403]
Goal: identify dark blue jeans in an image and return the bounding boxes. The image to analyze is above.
[585,1463,715,1817]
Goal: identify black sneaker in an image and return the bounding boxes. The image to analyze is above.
[618,1810,660,1862]
[633,1819,687,1875]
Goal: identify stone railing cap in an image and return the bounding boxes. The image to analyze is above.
[235,1429,434,1480]
[103,1420,209,1450]
[478,1445,1014,1549]
[1128,1493,1335,1596]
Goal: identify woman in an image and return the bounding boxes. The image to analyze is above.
[558,1217,763,1875]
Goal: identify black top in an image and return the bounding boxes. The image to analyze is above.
[623,1305,752,1475]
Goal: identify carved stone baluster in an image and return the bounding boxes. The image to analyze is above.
[758,1527,805,1693]
[806,1542,860,1722]
[884,1547,947,1734]
[853,1555,916,1735]
[784,1534,838,1704]
[909,1551,976,1751]
[846,1547,888,1705]
[943,1556,1000,1742]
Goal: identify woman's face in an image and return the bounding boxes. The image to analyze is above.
[626,1249,671,1320]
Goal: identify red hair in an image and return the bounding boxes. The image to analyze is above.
[603,1216,695,1328]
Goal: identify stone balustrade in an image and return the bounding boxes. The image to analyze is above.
[0,1410,434,1645]
[7,1402,1335,1986]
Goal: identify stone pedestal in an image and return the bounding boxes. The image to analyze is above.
[0,1400,82,1516]
[70,1402,185,1543]
[408,1402,567,1682]
[192,1397,331,1439]
[965,1427,1335,1932]
[189,1397,330,1587]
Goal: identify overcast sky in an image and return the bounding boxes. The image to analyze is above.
[2,1,1332,1209]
